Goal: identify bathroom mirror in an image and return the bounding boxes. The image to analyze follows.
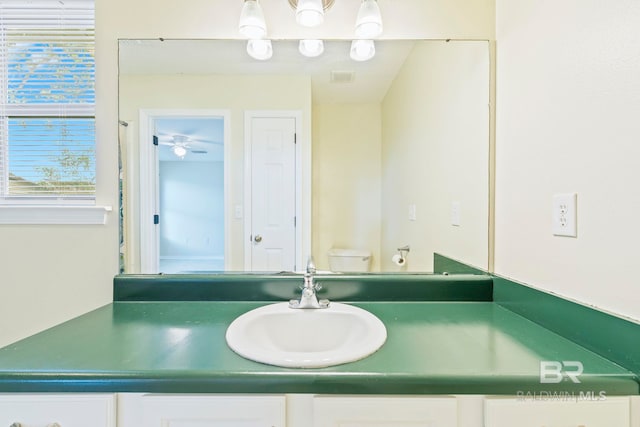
[118,39,490,274]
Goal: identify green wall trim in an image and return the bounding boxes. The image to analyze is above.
[493,275,640,378]
[113,273,493,302]
[433,253,487,275]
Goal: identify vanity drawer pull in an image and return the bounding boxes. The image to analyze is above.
[9,423,61,427]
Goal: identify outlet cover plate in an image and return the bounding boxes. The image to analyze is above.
[552,193,577,237]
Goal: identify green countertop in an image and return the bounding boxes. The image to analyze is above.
[0,301,637,395]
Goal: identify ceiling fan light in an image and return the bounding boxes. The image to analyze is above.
[299,39,324,57]
[247,39,273,60]
[355,0,383,38]
[239,0,267,39]
[296,0,324,27]
[172,145,187,158]
[350,39,375,62]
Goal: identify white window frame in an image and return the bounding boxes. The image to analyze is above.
[0,0,110,224]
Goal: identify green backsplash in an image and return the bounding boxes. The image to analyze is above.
[493,275,640,378]
[114,273,493,302]
[433,253,487,275]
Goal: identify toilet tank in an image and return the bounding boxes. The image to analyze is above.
[327,248,372,272]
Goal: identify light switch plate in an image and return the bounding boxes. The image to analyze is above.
[451,201,461,226]
[408,204,417,221]
[234,204,243,219]
[552,193,577,237]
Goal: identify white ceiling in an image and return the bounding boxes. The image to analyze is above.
[120,38,419,162]
[118,39,417,104]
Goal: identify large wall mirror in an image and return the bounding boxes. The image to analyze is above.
[118,39,490,274]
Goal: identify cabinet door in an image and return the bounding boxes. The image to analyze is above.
[313,396,458,427]
[0,394,115,427]
[485,396,630,427]
[131,394,286,427]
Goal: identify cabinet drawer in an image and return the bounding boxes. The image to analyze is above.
[313,395,458,427]
[485,396,630,427]
[119,394,286,427]
[0,394,115,427]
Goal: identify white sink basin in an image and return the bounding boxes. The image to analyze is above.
[225,302,387,368]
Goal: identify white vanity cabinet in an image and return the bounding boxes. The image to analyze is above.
[117,394,287,427]
[0,394,115,427]
[311,395,459,427]
[484,396,631,427]
[118,394,460,427]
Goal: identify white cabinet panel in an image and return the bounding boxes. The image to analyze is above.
[119,394,286,427]
[313,396,458,427]
[485,396,630,427]
[0,394,115,427]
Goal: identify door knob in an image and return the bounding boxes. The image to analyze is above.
[254,234,263,243]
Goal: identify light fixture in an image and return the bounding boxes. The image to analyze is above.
[239,0,267,39]
[172,145,187,158]
[298,39,324,57]
[288,0,335,27]
[247,39,273,60]
[350,39,375,61]
[355,0,383,38]
[237,0,383,61]
[295,0,323,27]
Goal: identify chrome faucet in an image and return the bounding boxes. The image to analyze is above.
[289,256,330,309]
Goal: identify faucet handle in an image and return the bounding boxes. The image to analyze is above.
[306,256,317,274]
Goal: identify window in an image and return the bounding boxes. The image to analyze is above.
[0,0,95,204]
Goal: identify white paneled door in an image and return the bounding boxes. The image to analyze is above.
[248,116,297,272]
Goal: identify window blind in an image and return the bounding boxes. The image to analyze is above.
[0,0,95,201]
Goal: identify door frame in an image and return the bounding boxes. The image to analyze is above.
[139,109,231,273]
[243,110,310,271]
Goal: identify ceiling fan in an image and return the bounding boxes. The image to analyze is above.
[156,133,221,158]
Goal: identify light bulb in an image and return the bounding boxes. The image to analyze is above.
[247,39,273,60]
[355,0,383,38]
[296,0,324,27]
[350,39,375,62]
[173,146,187,158]
[239,0,267,39]
[298,39,324,57]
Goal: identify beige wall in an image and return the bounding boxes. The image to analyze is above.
[0,0,495,347]
[312,104,382,271]
[380,41,490,271]
[495,0,640,321]
[119,73,312,271]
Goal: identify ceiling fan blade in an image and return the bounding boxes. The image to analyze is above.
[191,138,223,145]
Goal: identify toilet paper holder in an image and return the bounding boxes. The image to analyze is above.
[393,245,410,266]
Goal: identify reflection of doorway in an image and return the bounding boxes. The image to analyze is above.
[244,111,305,272]
[139,110,230,273]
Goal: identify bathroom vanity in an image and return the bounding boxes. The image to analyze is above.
[0,272,638,426]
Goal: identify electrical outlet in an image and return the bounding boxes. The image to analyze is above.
[552,193,577,237]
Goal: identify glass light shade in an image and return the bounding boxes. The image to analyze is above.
[172,146,187,158]
[298,39,324,57]
[355,0,383,38]
[296,0,324,27]
[239,0,267,39]
[247,39,273,60]
[350,39,375,62]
